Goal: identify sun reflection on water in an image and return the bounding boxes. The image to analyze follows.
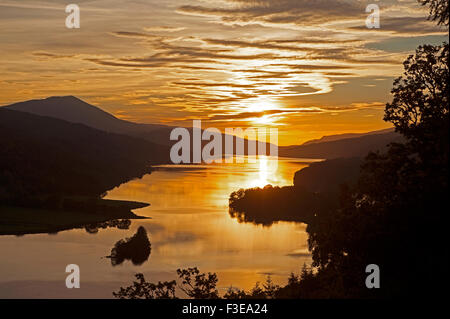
[104,156,319,290]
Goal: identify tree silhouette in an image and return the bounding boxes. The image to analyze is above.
[176,267,219,299]
[419,0,449,26]
[301,0,449,298]
[113,273,176,299]
[114,267,220,299]
[223,276,280,299]
[385,43,449,161]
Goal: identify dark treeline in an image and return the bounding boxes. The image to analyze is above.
[229,185,337,226]
[84,219,131,234]
[0,109,169,207]
[112,263,361,299]
[228,157,362,226]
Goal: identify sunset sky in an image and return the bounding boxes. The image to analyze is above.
[0,0,447,145]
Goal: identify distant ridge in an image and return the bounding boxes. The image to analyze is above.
[6,96,122,126]
[279,130,402,159]
[2,96,275,155]
[3,96,172,145]
[301,128,395,146]
[3,96,399,160]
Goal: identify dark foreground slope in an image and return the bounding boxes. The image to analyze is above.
[0,108,169,203]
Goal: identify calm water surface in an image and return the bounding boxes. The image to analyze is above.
[0,157,319,298]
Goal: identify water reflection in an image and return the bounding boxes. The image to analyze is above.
[0,157,318,297]
[105,157,316,288]
[84,219,131,234]
[107,226,151,266]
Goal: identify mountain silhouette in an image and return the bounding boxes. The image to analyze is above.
[300,128,394,146]
[4,96,173,146]
[279,130,402,159]
[3,96,399,160]
[0,108,169,203]
[2,96,275,157]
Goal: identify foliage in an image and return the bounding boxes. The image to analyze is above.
[419,0,449,26]
[304,39,449,298]
[229,185,336,226]
[385,43,449,161]
[113,273,176,299]
[224,276,280,299]
[294,1,449,298]
[176,267,219,299]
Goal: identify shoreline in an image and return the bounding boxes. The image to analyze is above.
[0,198,150,236]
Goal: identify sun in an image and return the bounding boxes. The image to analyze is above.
[245,98,279,113]
[242,98,280,125]
[252,114,274,125]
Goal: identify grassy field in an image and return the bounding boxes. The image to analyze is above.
[0,199,149,236]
